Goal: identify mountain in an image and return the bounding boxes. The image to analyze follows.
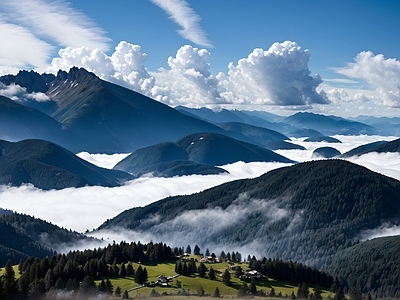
[176,106,276,128]
[0,211,100,265]
[304,136,342,143]
[175,132,294,165]
[312,147,341,158]
[341,138,400,157]
[283,112,377,135]
[265,140,306,150]
[350,115,400,136]
[0,139,133,190]
[0,96,65,145]
[99,160,400,269]
[340,140,388,157]
[113,142,227,177]
[0,68,230,153]
[217,122,289,146]
[114,132,293,176]
[289,128,324,138]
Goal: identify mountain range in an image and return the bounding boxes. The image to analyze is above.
[1,67,400,298]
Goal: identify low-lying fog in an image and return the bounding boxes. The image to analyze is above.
[0,135,399,248]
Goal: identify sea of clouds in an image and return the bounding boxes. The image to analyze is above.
[0,135,397,231]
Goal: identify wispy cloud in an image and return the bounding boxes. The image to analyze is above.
[150,0,213,48]
[0,0,110,74]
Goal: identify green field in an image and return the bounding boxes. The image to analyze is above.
[1,259,334,299]
[98,260,334,299]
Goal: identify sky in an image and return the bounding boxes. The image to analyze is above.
[0,0,400,117]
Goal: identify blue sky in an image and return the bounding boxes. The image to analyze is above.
[0,0,399,117]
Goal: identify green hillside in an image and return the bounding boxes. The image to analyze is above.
[100,160,400,267]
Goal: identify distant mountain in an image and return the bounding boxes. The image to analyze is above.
[0,212,100,265]
[341,138,400,157]
[113,142,226,177]
[217,122,289,147]
[289,128,324,138]
[350,115,400,136]
[175,132,294,165]
[304,136,342,143]
[368,138,400,153]
[114,133,293,176]
[0,139,133,190]
[99,160,400,269]
[283,112,376,135]
[312,147,341,158]
[340,140,388,157]
[0,68,230,153]
[176,106,276,128]
[265,140,306,150]
[0,96,65,145]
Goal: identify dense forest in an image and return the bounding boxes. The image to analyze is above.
[326,236,400,298]
[0,212,99,266]
[99,160,400,266]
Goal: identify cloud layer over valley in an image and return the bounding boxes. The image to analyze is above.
[0,135,399,246]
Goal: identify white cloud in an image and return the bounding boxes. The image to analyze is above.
[0,83,50,102]
[47,41,330,109]
[150,45,226,105]
[0,0,110,74]
[0,0,110,51]
[149,0,212,48]
[0,161,289,233]
[217,41,330,106]
[0,22,53,74]
[334,51,400,107]
[0,135,398,236]
[47,42,156,96]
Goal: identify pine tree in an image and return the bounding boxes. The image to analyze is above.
[186,245,191,254]
[194,245,201,255]
[208,266,216,280]
[313,285,322,300]
[237,283,249,297]
[213,286,221,298]
[134,265,144,283]
[122,289,129,299]
[222,269,231,285]
[114,286,122,297]
[198,262,207,277]
[119,263,127,277]
[3,259,17,298]
[250,278,257,295]
[126,263,135,276]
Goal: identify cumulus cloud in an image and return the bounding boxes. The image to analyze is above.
[217,41,330,106]
[47,41,329,109]
[334,51,400,107]
[149,0,212,48]
[0,83,50,102]
[151,45,226,105]
[47,42,156,96]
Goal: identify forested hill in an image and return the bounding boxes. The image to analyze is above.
[0,212,100,265]
[327,235,400,298]
[99,159,400,268]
